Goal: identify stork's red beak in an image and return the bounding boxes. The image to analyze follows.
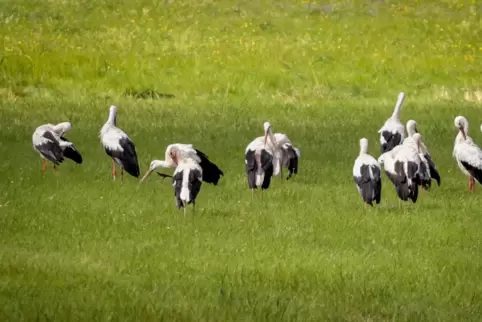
[139,169,153,184]
[460,126,466,140]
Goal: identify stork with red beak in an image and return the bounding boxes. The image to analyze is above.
[139,144,223,185]
[100,105,140,181]
[453,116,482,192]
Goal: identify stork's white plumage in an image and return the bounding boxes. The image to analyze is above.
[378,92,406,153]
[140,143,223,185]
[403,120,441,187]
[32,122,83,172]
[453,116,482,192]
[378,134,427,203]
[245,125,276,200]
[155,158,203,216]
[263,123,300,180]
[352,138,382,206]
[100,105,140,181]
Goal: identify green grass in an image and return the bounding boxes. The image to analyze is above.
[1,0,482,320]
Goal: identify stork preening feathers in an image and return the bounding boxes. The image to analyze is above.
[245,133,274,199]
[378,133,429,203]
[140,144,222,215]
[378,92,406,153]
[154,159,203,216]
[245,121,301,200]
[100,105,140,181]
[453,116,482,192]
[139,144,224,185]
[272,132,301,180]
[403,120,441,187]
[352,138,382,206]
[32,122,83,172]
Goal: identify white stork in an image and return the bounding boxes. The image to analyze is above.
[155,158,203,216]
[139,144,223,185]
[403,120,441,187]
[100,105,140,181]
[378,133,428,203]
[378,92,406,153]
[244,123,277,200]
[263,122,301,180]
[32,122,83,172]
[352,138,381,206]
[453,116,482,192]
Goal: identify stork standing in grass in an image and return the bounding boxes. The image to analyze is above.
[403,120,441,187]
[378,133,429,203]
[32,122,83,172]
[352,138,381,206]
[263,122,300,180]
[139,144,223,185]
[378,92,406,153]
[244,122,277,199]
[154,158,203,216]
[453,116,482,192]
[100,105,140,181]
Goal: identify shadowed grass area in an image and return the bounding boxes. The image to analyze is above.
[0,0,482,321]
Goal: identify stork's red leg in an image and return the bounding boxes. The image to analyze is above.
[41,160,47,173]
[470,176,475,192]
[112,159,117,180]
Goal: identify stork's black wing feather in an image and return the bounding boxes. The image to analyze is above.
[60,136,83,164]
[35,131,64,165]
[194,148,224,185]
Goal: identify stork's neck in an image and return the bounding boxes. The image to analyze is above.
[391,93,405,119]
[266,130,278,148]
[107,109,117,125]
[359,143,368,155]
[391,105,402,120]
[151,160,174,170]
[407,126,416,137]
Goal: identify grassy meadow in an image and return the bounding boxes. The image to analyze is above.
[1,0,482,320]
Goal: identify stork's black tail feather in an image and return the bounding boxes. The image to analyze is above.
[461,161,482,186]
[63,146,83,164]
[60,136,83,164]
[123,159,140,178]
[430,165,441,186]
[195,149,224,185]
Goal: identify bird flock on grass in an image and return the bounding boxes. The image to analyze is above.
[32,93,482,214]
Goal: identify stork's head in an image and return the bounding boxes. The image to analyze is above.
[168,146,181,165]
[406,120,418,137]
[263,121,272,145]
[52,122,72,136]
[454,116,468,139]
[139,160,170,184]
[359,138,369,155]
